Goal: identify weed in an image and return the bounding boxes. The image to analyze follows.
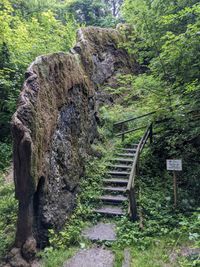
[0,142,12,172]
[40,247,77,267]
[0,181,17,260]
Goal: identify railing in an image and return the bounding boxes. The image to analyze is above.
[113,112,155,221]
[127,123,153,221]
[114,111,156,142]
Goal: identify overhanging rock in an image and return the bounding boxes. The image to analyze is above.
[11,26,137,263]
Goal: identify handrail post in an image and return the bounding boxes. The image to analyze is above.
[149,123,153,144]
[136,159,139,175]
[122,123,125,142]
[129,188,138,221]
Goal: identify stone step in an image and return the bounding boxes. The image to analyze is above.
[94,206,126,216]
[110,158,134,163]
[103,178,128,185]
[98,195,127,204]
[131,144,139,147]
[102,186,127,193]
[118,144,138,148]
[117,148,137,152]
[108,171,130,176]
[116,153,135,158]
[108,164,132,169]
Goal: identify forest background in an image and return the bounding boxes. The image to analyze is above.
[0,0,199,265]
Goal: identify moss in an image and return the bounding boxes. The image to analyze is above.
[12,25,134,249]
[13,26,130,197]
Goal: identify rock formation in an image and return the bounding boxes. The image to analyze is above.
[10,26,136,265]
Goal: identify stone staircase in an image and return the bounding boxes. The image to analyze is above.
[94,144,138,217]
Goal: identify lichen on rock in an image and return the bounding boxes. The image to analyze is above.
[11,26,136,265]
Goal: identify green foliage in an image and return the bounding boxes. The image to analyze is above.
[0,142,12,171]
[113,147,200,267]
[40,247,77,267]
[40,136,199,266]
[0,180,17,260]
[0,1,199,266]
[127,239,182,267]
[0,0,77,140]
[67,0,122,27]
[0,133,14,260]
[122,0,200,104]
[104,2,200,211]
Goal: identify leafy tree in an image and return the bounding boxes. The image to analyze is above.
[67,0,123,27]
[119,0,200,182]
[0,0,77,140]
[9,0,57,17]
[104,0,123,17]
[122,0,200,108]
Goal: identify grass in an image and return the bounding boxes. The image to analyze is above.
[113,247,124,267]
[0,171,17,262]
[130,238,177,267]
[40,247,78,267]
[112,237,199,267]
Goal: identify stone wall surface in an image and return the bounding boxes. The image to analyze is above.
[10,26,136,266]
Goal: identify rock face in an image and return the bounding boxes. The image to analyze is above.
[11,26,136,263]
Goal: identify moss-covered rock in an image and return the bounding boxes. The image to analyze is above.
[11,26,136,265]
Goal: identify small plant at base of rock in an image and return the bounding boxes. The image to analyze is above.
[40,247,78,267]
[0,142,12,172]
[0,182,17,261]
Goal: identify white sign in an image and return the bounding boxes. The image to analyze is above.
[166,159,182,171]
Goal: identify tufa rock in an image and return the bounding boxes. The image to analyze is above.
[22,237,37,261]
[11,26,136,264]
[7,248,30,267]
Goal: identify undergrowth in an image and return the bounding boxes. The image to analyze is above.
[0,141,17,262]
[0,141,12,171]
[40,103,200,267]
[112,146,200,266]
[40,137,200,267]
[0,180,17,261]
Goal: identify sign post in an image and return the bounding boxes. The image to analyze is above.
[166,159,182,208]
[173,170,177,208]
